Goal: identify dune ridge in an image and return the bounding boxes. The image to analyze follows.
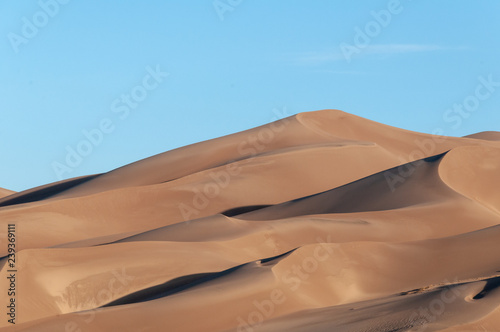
[1,109,500,331]
[0,187,15,199]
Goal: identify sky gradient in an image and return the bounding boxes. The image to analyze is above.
[1,0,500,191]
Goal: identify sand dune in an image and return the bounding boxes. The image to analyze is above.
[465,131,500,141]
[1,109,500,331]
[0,187,15,199]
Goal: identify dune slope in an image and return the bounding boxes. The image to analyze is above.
[0,187,15,199]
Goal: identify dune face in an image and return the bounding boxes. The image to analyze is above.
[0,187,15,199]
[465,131,500,141]
[1,109,500,331]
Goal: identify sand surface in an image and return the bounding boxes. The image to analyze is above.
[0,188,14,199]
[1,109,500,331]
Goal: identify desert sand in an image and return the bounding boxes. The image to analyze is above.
[1,109,500,331]
[0,188,14,199]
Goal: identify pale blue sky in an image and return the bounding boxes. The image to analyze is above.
[1,0,499,191]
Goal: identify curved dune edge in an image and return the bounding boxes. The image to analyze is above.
[439,145,500,215]
[2,109,500,331]
[464,131,500,141]
[0,187,15,199]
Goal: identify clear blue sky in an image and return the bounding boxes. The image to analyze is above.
[1,0,499,191]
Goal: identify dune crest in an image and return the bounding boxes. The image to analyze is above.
[0,187,14,198]
[464,131,500,141]
[439,145,500,214]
